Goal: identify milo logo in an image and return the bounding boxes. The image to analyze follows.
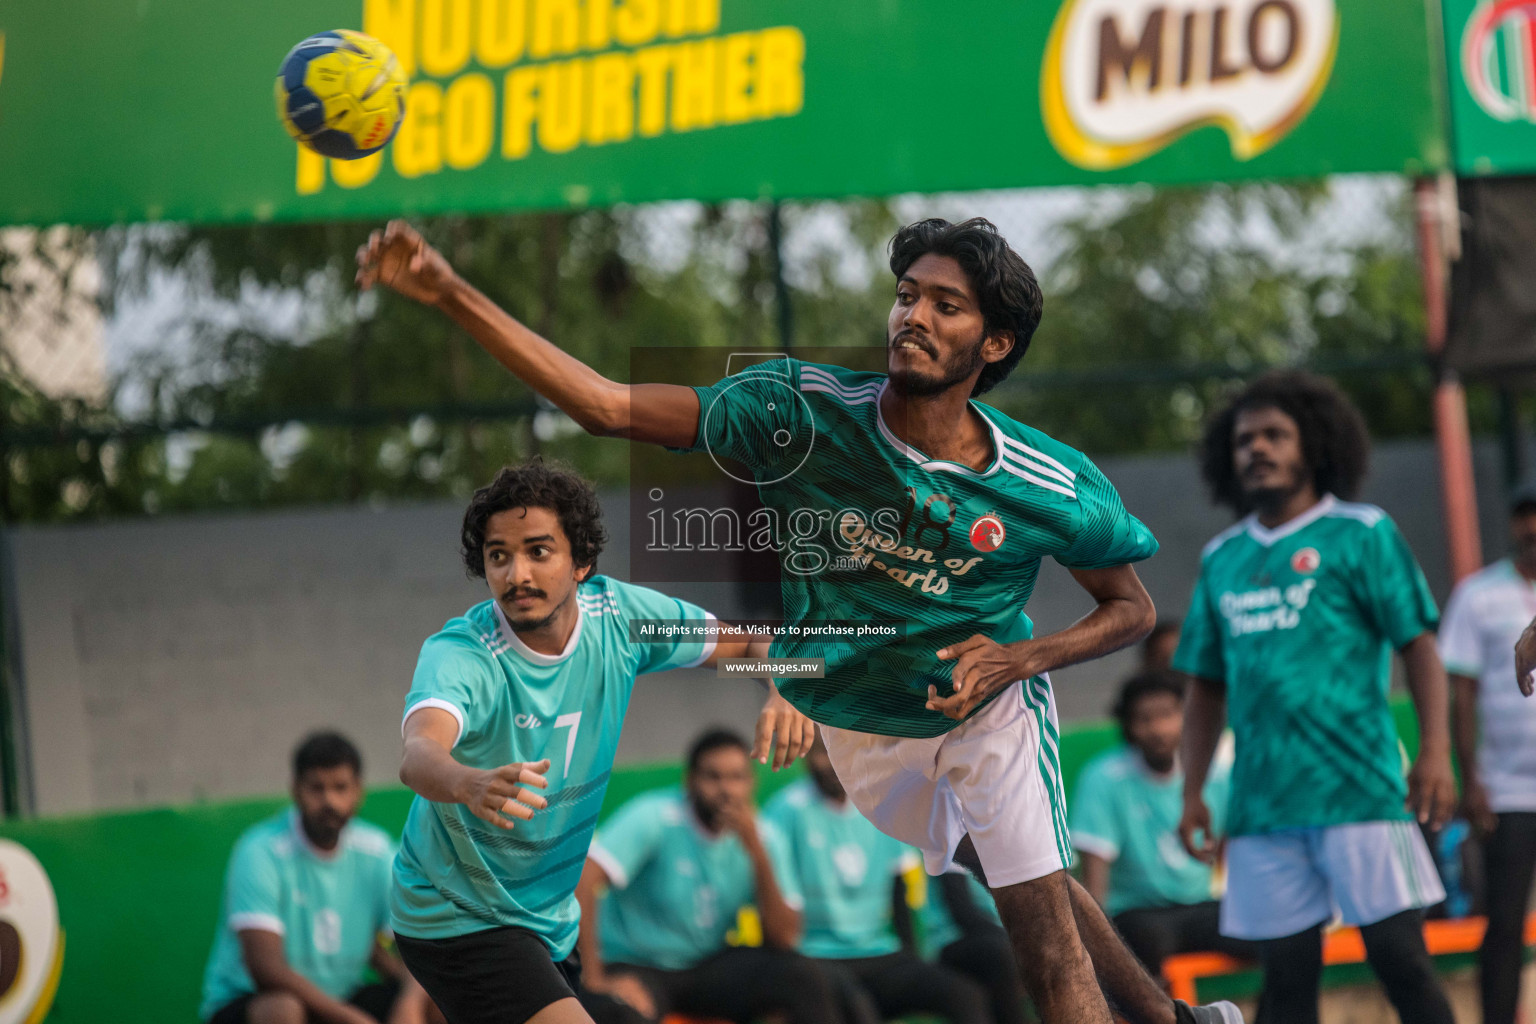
[0,839,61,1024]
[1042,0,1338,169]
[1463,0,1536,122]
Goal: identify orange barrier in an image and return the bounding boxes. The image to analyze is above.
[1161,913,1536,1005]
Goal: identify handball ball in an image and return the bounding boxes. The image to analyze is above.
[275,30,407,160]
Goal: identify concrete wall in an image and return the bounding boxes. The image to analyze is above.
[1,439,1514,816]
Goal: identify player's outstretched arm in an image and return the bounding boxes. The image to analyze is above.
[1178,673,1226,863]
[1401,633,1456,828]
[357,221,701,447]
[399,708,550,830]
[928,563,1155,720]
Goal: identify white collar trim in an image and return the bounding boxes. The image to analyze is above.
[492,599,583,665]
[874,381,1002,478]
[1243,494,1337,547]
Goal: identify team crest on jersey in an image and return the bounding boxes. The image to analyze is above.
[1290,547,1321,574]
[970,514,1006,553]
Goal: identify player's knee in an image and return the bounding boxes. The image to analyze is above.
[247,991,306,1024]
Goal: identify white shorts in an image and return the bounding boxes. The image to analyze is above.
[820,677,1069,889]
[1221,821,1445,940]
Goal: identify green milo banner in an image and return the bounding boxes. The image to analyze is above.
[1443,0,1536,174]
[0,0,1445,227]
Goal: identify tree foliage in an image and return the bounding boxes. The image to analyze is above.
[0,182,1450,523]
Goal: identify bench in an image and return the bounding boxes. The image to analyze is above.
[1161,913,1536,1005]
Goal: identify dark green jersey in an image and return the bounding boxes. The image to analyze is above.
[681,358,1158,737]
[1172,496,1439,836]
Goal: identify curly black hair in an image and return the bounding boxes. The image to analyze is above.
[1111,669,1186,744]
[460,459,607,579]
[888,218,1043,397]
[1200,370,1370,515]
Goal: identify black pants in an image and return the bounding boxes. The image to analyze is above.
[1111,901,1257,976]
[816,950,992,1024]
[938,927,1029,1024]
[1482,811,1536,1024]
[1254,910,1454,1024]
[611,947,839,1024]
[397,926,644,1024]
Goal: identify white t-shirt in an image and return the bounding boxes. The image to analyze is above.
[1439,559,1536,811]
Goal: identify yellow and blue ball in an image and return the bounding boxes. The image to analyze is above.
[275,30,407,160]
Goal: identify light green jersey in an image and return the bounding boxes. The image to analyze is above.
[589,789,803,970]
[763,779,919,959]
[1070,748,1230,916]
[200,810,394,1020]
[1173,496,1439,836]
[680,358,1158,738]
[392,578,714,955]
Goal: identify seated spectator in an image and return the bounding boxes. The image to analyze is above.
[765,731,992,1024]
[920,869,1027,1024]
[1071,671,1254,976]
[576,729,839,1024]
[200,732,439,1024]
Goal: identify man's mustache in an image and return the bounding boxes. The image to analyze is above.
[502,587,547,602]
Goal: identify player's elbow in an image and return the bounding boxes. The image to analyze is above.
[577,385,631,438]
[1124,590,1157,643]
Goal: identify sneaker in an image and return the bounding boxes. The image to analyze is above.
[1177,1001,1245,1024]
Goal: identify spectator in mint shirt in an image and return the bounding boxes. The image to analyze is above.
[765,732,991,1024]
[576,730,839,1024]
[200,732,440,1024]
[1071,671,1253,977]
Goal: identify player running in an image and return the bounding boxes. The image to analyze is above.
[1174,371,1457,1024]
[358,216,1242,1024]
[389,461,811,1024]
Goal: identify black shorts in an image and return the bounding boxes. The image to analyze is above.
[395,926,580,1024]
[206,980,399,1024]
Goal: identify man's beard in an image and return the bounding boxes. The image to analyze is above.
[1241,462,1309,513]
[888,335,986,397]
[502,586,560,633]
[690,791,721,830]
[809,766,845,801]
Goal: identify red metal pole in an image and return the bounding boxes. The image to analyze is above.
[1416,177,1483,584]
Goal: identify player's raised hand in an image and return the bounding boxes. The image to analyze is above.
[752,685,815,771]
[1406,750,1456,828]
[355,220,458,304]
[1517,615,1536,696]
[1178,794,1218,864]
[460,759,550,830]
[928,634,1029,721]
